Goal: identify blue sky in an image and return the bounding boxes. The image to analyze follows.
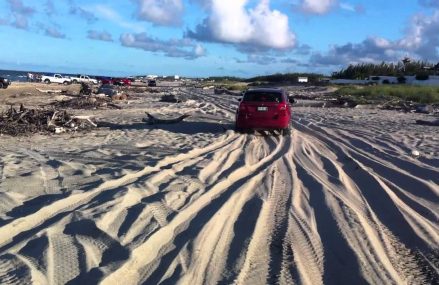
[0,0,438,77]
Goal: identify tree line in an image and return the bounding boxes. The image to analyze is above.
[206,60,439,83]
[245,73,323,84]
[332,61,439,79]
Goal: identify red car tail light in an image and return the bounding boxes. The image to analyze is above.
[278,103,287,116]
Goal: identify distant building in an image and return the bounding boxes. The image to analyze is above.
[174,75,180,81]
[298,77,308,83]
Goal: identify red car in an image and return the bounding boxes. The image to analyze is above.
[99,77,114,85]
[235,88,293,135]
[114,78,131,86]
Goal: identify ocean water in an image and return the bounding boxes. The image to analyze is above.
[0,70,30,82]
[0,70,85,82]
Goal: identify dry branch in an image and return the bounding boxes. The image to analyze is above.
[143,113,190,125]
[36,88,63,94]
[51,96,122,110]
[0,105,96,136]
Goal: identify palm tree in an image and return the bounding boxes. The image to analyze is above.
[402,57,411,73]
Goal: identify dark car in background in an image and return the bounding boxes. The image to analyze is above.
[96,77,114,85]
[147,79,157,87]
[0,77,11,89]
[235,88,293,136]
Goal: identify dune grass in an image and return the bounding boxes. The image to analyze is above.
[335,85,439,104]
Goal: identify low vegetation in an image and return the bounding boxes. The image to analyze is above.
[335,85,439,104]
[200,78,249,92]
[220,83,248,91]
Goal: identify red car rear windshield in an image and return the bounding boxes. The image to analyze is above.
[243,91,283,102]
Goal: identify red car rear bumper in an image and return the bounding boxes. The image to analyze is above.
[236,114,290,129]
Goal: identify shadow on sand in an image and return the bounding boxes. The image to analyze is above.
[98,121,231,135]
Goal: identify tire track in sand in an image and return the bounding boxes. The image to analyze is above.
[100,135,291,285]
[0,132,240,250]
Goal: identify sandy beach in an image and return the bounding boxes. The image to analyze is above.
[0,82,438,284]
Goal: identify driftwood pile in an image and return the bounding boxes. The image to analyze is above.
[214,88,242,96]
[0,105,96,136]
[146,87,161,93]
[51,96,122,110]
[130,87,161,94]
[378,100,439,114]
[160,94,181,103]
[416,119,439,126]
[80,82,92,95]
[378,100,417,112]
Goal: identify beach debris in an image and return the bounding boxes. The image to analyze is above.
[80,82,92,95]
[146,87,161,93]
[54,127,65,134]
[98,84,121,97]
[214,88,228,95]
[36,88,63,94]
[160,94,181,103]
[377,100,422,112]
[142,112,190,125]
[411,150,420,157]
[0,104,96,136]
[415,104,434,114]
[214,88,242,96]
[111,93,128,101]
[51,96,122,110]
[416,119,439,126]
[96,84,128,100]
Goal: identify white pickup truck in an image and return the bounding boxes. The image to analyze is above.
[41,74,72,85]
[70,75,99,85]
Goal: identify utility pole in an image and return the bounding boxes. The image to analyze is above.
[402,57,411,73]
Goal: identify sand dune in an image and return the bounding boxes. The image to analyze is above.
[0,87,438,284]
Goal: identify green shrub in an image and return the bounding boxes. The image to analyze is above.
[335,85,439,104]
[397,76,407,84]
[226,84,248,91]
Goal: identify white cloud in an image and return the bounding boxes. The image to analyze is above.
[87,30,113,42]
[419,0,439,7]
[136,0,184,26]
[194,44,206,57]
[209,0,253,43]
[300,0,337,14]
[12,14,29,29]
[398,10,439,59]
[310,10,439,67]
[120,33,206,59]
[188,0,296,50]
[44,26,65,38]
[339,2,355,12]
[90,4,144,32]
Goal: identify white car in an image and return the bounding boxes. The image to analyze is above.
[70,75,99,85]
[42,74,72,85]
